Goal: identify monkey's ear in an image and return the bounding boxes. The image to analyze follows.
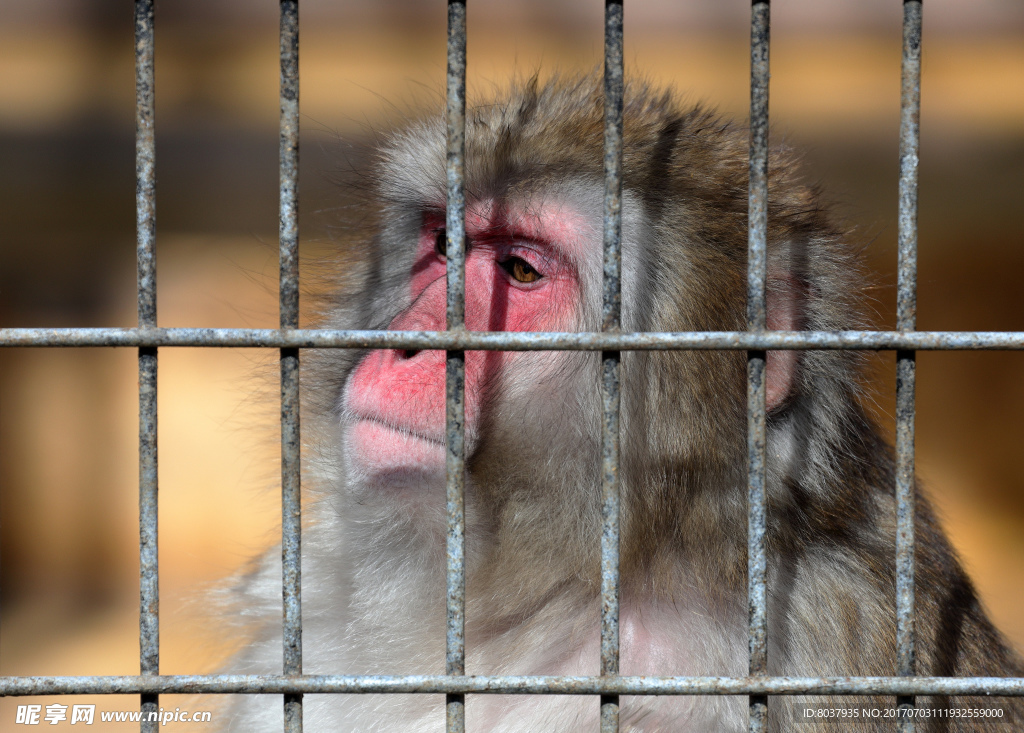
[765,276,802,412]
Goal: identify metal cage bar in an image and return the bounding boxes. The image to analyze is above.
[746,2,770,731]
[6,1,1024,729]
[3,328,1024,351]
[4,674,1024,697]
[896,1,922,730]
[133,1,159,731]
[278,1,303,732]
[600,2,624,732]
[444,2,468,732]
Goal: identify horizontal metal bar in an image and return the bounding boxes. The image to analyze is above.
[3,675,1024,697]
[3,328,1024,351]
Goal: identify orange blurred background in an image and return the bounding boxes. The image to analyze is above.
[1,1,1022,729]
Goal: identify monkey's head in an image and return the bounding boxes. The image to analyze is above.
[329,75,865,587]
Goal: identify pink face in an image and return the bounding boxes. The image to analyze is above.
[343,200,592,479]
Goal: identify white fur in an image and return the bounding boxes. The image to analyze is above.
[222,487,750,732]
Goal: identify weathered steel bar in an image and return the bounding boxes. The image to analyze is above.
[134,1,159,731]
[600,2,625,732]
[747,1,771,730]
[278,1,302,732]
[3,674,1023,698]
[3,328,1024,351]
[444,2,468,732]
[896,1,922,730]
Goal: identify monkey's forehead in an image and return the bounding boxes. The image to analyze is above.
[376,75,749,207]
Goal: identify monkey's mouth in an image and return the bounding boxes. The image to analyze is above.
[346,417,446,475]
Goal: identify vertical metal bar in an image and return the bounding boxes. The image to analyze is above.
[444,2,468,732]
[134,2,158,731]
[279,2,302,732]
[600,2,624,732]
[747,2,770,732]
[896,1,921,729]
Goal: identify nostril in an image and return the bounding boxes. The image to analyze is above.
[400,349,419,360]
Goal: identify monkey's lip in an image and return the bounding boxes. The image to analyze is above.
[347,417,445,470]
[352,416,444,445]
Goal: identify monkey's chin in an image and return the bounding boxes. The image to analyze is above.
[345,418,446,482]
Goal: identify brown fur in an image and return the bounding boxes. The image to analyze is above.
[227,74,1023,732]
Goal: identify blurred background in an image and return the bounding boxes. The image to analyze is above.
[1,0,1022,728]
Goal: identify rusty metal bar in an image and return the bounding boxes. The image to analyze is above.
[4,328,1024,351]
[896,1,922,729]
[747,1,771,731]
[599,42,624,728]
[278,1,302,732]
[4,674,1024,698]
[600,2,624,733]
[133,1,158,731]
[444,2,468,732]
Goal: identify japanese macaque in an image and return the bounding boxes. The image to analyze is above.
[222,76,1023,731]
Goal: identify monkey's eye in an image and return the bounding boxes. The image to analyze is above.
[499,257,542,284]
[434,231,447,259]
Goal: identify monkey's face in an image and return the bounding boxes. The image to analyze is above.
[341,198,596,490]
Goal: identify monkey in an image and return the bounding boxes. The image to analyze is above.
[220,75,1024,732]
